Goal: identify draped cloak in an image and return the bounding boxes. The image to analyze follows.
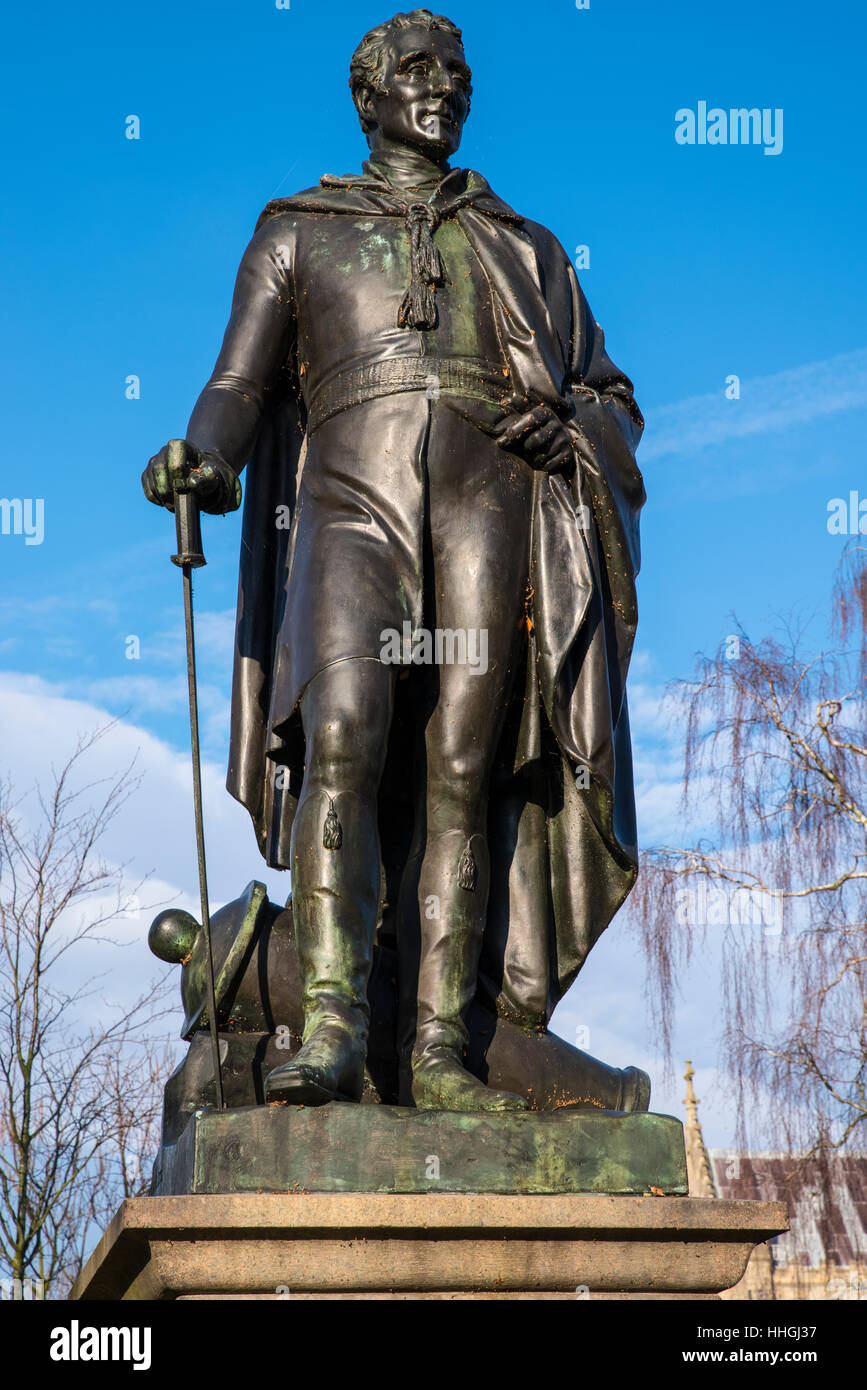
[224,168,645,1030]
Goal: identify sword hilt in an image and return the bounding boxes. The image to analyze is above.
[169,441,206,568]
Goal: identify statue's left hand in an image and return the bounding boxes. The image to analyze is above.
[494,398,575,477]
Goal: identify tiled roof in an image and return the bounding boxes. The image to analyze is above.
[709,1150,867,1269]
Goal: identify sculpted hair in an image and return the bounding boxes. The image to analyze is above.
[349,9,470,133]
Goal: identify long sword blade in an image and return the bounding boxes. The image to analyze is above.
[181,560,225,1110]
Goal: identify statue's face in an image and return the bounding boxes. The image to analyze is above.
[363,25,471,158]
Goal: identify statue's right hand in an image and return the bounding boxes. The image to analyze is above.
[141,440,241,514]
[142,439,203,509]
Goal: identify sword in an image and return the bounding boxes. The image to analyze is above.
[169,440,225,1109]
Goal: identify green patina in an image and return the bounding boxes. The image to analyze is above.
[357,225,397,274]
[156,1104,689,1197]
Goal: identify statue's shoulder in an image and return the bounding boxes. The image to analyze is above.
[256,177,378,231]
[462,169,521,221]
[462,173,565,263]
[513,214,576,289]
[515,213,569,262]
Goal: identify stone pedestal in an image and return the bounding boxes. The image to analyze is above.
[71,1192,787,1300]
[73,1106,786,1300]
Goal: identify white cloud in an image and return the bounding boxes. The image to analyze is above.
[0,671,288,918]
[81,673,190,711]
[641,346,867,463]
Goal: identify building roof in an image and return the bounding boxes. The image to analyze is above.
[708,1150,867,1269]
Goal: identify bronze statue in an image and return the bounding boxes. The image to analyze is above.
[143,9,645,1118]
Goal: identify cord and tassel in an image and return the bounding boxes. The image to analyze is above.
[323,796,342,850]
[398,203,444,330]
[457,839,477,892]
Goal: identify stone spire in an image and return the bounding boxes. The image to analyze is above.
[683,1060,716,1197]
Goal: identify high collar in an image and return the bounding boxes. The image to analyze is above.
[364,143,461,195]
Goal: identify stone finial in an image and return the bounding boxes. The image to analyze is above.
[683,1060,716,1198]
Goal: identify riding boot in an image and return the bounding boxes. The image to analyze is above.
[265,788,377,1104]
[410,829,528,1112]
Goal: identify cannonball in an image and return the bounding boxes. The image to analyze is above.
[148,908,199,964]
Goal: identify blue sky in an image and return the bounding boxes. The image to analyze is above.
[1,0,865,1145]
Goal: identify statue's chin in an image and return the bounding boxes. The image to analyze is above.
[412,132,462,160]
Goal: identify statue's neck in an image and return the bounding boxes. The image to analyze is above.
[366,135,452,189]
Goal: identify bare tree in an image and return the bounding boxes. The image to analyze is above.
[0,729,174,1298]
[632,544,867,1155]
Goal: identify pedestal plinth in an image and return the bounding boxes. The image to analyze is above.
[151,1103,688,1197]
[72,1192,787,1300]
[72,1106,787,1299]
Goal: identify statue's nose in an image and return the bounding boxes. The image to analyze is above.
[429,65,453,97]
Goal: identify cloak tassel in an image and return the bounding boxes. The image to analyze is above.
[323,798,342,850]
[457,841,477,892]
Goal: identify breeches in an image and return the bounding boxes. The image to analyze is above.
[270,390,534,732]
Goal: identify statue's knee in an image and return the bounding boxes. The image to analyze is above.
[306,713,385,796]
[428,746,489,819]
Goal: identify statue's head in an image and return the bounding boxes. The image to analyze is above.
[349,10,472,160]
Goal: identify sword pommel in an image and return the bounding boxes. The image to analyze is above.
[171,487,206,569]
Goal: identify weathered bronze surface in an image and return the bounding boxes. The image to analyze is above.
[143,10,645,1127]
[153,1105,687,1197]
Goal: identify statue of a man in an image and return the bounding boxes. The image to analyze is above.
[142,9,645,1114]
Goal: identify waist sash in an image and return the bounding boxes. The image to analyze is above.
[306,355,511,435]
